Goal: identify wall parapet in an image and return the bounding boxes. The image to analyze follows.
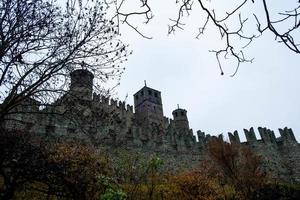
[225,127,298,146]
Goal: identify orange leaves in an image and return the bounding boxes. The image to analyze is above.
[44,141,112,199]
[168,170,224,200]
[207,138,268,199]
[48,142,100,171]
[158,160,241,200]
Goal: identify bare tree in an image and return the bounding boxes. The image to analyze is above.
[115,0,300,75]
[0,0,130,126]
[114,0,153,39]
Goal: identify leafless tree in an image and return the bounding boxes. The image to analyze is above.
[0,0,130,126]
[114,0,153,39]
[115,0,300,75]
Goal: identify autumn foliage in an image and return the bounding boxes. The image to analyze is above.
[207,138,268,199]
[1,131,299,200]
[0,131,117,200]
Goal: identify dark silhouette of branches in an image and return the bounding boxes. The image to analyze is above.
[114,0,153,39]
[116,0,300,76]
[0,0,130,126]
[166,0,300,75]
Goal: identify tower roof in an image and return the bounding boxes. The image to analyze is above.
[70,69,94,79]
[133,85,161,97]
[172,108,187,115]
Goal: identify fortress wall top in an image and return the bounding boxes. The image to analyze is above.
[92,94,134,115]
[279,127,297,143]
[164,117,170,126]
[226,127,298,146]
[258,127,277,144]
[127,104,133,113]
[110,99,118,107]
[244,127,257,143]
[228,130,240,144]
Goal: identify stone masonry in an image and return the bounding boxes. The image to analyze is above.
[4,69,300,183]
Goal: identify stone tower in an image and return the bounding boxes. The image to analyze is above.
[70,69,94,100]
[172,107,190,130]
[134,84,164,126]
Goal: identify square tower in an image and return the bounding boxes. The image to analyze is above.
[133,86,164,126]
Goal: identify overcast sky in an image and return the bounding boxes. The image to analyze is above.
[112,0,300,142]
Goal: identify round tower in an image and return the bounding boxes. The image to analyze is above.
[70,69,94,100]
[172,106,190,130]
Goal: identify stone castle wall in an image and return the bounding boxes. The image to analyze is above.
[4,69,300,183]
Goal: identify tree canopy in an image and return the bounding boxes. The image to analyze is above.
[0,0,130,125]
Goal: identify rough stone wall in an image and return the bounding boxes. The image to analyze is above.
[228,127,300,183]
[3,70,300,183]
[7,93,299,183]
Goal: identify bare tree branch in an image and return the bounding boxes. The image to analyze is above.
[116,0,300,75]
[0,0,130,126]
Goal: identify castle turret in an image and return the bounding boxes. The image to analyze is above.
[70,69,94,100]
[134,83,164,126]
[172,106,190,130]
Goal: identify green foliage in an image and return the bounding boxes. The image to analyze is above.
[96,174,127,199]
[101,188,127,200]
[148,156,163,170]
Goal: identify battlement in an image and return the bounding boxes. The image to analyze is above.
[194,127,299,148]
[226,127,298,145]
[228,130,240,143]
[92,93,133,114]
[6,69,299,183]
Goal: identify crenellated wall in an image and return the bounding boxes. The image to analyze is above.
[225,127,300,182]
[4,69,299,183]
[7,97,300,183]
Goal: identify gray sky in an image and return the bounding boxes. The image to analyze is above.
[113,0,300,142]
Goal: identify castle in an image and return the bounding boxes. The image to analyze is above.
[5,69,300,183]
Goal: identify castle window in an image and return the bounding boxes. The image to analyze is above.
[175,112,178,117]
[181,111,184,116]
[148,90,152,95]
[154,92,158,98]
[141,91,144,96]
[135,95,138,100]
